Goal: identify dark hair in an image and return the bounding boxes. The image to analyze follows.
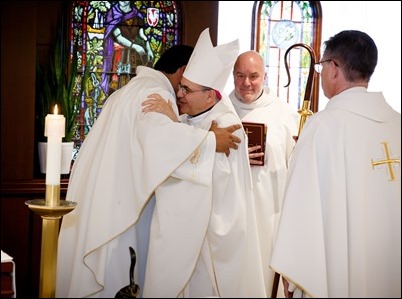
[323,30,378,82]
[154,45,194,74]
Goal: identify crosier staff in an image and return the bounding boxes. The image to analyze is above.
[271,43,317,298]
[284,43,317,141]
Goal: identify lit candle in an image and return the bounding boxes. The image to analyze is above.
[44,105,65,186]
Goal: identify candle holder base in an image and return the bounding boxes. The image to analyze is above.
[25,198,77,297]
[25,199,77,218]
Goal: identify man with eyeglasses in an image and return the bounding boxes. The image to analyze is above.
[141,28,267,297]
[271,30,401,297]
[313,58,339,74]
[56,44,243,297]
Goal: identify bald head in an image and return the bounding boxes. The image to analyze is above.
[234,51,265,73]
[233,51,266,104]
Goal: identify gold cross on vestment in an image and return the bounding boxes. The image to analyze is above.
[371,142,400,181]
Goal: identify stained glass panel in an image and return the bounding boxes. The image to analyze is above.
[68,1,180,158]
[255,1,319,112]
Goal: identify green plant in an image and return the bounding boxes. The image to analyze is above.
[36,18,89,143]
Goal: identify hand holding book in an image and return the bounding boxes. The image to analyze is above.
[242,122,267,166]
[248,145,264,165]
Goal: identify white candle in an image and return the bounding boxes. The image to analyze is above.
[44,105,65,186]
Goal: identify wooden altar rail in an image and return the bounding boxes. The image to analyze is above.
[1,179,69,196]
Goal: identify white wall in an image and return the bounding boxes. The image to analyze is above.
[218,1,401,112]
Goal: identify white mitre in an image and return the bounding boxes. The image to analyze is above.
[183,28,239,92]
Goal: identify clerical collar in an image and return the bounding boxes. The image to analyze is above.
[188,105,215,118]
[236,90,264,103]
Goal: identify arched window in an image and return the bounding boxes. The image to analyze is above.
[253,1,322,112]
[68,1,181,154]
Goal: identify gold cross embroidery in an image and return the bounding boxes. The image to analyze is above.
[244,127,253,135]
[371,142,400,181]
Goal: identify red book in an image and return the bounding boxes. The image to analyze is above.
[242,122,267,166]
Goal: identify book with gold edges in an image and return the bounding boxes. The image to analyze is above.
[242,122,267,166]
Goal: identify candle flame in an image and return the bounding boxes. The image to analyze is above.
[53,104,58,115]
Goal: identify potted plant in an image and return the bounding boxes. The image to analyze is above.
[36,18,89,174]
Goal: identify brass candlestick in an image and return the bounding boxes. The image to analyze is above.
[25,185,77,298]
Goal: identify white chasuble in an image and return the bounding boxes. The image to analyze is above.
[271,88,401,297]
[56,66,216,298]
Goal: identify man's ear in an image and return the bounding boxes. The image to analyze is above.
[207,89,218,104]
[178,65,186,76]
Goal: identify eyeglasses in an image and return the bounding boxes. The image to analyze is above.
[178,83,211,96]
[314,59,339,73]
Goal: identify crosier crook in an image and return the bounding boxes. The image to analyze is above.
[283,43,317,140]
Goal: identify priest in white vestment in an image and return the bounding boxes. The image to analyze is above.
[55,45,241,298]
[229,51,299,296]
[270,30,401,298]
[141,28,267,297]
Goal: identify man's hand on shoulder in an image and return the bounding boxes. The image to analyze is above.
[209,120,241,156]
[141,93,179,122]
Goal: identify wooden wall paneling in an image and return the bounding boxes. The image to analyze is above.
[1,197,41,297]
[1,1,37,180]
[181,1,219,46]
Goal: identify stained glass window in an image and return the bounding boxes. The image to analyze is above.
[68,1,181,158]
[253,1,322,112]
